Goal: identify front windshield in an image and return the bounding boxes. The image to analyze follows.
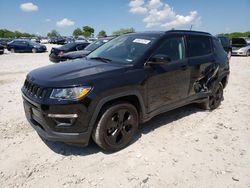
[85,39,109,51]
[87,34,156,64]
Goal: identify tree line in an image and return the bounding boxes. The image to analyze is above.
[0,29,35,38]
[0,27,135,39]
[46,26,135,38]
[218,31,250,38]
[72,26,135,38]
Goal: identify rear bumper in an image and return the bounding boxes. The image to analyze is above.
[49,54,61,63]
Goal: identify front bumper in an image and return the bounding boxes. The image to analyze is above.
[232,50,247,56]
[22,93,92,146]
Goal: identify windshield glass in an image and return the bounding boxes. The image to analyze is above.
[85,39,110,51]
[87,34,156,64]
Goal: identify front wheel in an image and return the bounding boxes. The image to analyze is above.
[247,50,250,57]
[201,82,224,110]
[92,102,139,151]
[32,48,37,53]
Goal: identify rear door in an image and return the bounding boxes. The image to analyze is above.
[186,34,215,96]
[146,34,190,112]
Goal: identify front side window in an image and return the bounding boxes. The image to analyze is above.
[187,35,212,57]
[87,35,157,64]
[152,37,185,61]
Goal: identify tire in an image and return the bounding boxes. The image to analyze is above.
[247,50,250,57]
[32,48,37,53]
[92,102,139,151]
[10,48,15,53]
[201,82,223,110]
[227,50,231,59]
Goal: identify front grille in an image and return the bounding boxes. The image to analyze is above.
[23,79,47,99]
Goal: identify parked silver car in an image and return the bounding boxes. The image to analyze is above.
[232,38,250,56]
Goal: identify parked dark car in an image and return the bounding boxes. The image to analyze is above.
[217,36,232,58]
[232,37,250,56]
[7,39,47,53]
[60,36,115,61]
[0,38,12,48]
[49,42,90,62]
[22,30,230,151]
[49,37,66,45]
[0,44,4,54]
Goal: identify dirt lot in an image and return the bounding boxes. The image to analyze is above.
[0,46,250,188]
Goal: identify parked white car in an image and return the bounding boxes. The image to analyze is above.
[232,38,250,56]
[40,38,49,44]
[87,37,97,43]
[75,36,87,43]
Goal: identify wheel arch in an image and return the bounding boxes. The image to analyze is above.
[88,91,146,133]
[218,72,229,89]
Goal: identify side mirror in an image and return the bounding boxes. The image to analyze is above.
[147,54,171,65]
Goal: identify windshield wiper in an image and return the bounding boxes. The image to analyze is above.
[89,56,112,63]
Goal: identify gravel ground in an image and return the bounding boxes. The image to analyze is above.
[0,45,250,188]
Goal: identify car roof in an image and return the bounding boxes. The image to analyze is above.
[124,30,212,37]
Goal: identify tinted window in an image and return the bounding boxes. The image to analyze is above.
[218,37,230,47]
[87,35,157,64]
[232,38,247,47]
[187,35,212,57]
[76,44,88,50]
[85,39,108,51]
[13,41,27,46]
[153,37,185,61]
[213,38,226,55]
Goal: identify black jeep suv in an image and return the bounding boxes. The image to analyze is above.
[22,30,230,151]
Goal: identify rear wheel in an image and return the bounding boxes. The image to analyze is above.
[201,82,223,110]
[92,102,139,151]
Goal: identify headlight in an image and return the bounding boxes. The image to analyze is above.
[50,86,91,101]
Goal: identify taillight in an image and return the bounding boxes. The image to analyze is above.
[58,51,64,57]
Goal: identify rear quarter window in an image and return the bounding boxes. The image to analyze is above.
[213,38,226,55]
[187,35,212,57]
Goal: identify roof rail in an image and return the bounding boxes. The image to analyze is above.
[166,30,211,35]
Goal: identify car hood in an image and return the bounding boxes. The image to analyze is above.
[62,50,91,58]
[28,59,127,87]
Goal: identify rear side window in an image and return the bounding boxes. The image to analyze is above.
[187,35,212,57]
[213,38,226,55]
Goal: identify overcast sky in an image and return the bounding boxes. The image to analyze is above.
[0,0,249,36]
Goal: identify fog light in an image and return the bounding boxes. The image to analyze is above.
[48,114,78,127]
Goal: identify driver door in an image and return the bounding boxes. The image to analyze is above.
[146,35,190,112]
